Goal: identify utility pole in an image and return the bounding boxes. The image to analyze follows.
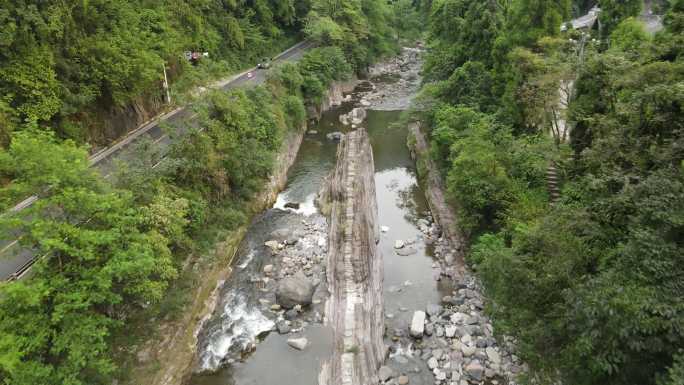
[162,63,171,104]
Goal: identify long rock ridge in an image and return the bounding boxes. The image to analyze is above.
[319,128,385,385]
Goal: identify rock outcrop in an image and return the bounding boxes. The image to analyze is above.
[319,128,385,385]
[408,121,466,273]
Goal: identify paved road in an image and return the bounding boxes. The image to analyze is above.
[564,1,663,33]
[0,41,314,281]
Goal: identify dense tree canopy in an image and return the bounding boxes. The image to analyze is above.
[418,0,684,384]
[0,0,403,381]
[0,0,307,144]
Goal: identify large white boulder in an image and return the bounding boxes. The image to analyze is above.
[409,310,426,338]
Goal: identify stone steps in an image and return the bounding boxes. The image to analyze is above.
[547,162,562,203]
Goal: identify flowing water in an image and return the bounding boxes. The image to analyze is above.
[189,50,444,385]
[189,104,352,385]
[368,111,453,385]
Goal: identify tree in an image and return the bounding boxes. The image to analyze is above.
[0,145,182,385]
[609,17,650,53]
[599,0,642,35]
[0,130,94,211]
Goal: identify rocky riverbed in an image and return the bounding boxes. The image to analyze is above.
[380,223,528,385]
[194,212,330,373]
[351,46,528,385]
[190,45,527,385]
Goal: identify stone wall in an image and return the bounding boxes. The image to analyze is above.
[408,121,466,273]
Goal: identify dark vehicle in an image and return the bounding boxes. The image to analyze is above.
[256,58,272,69]
[184,51,209,66]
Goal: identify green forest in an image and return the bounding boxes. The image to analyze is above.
[414,0,684,384]
[0,0,683,384]
[0,0,401,146]
[0,1,404,384]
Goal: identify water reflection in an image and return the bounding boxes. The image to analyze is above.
[367,110,453,385]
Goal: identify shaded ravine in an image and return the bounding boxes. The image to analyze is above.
[187,47,459,385]
[187,101,357,385]
[189,108,448,385]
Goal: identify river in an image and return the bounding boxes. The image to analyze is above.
[188,48,447,385]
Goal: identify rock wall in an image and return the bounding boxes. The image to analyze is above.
[76,93,168,151]
[408,121,466,273]
[308,77,359,122]
[319,128,386,385]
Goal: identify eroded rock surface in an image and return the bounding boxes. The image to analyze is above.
[318,128,385,385]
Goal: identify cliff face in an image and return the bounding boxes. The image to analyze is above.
[320,128,386,385]
[408,121,466,273]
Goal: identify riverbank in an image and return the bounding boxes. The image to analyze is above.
[180,44,529,385]
[400,121,528,385]
[186,48,419,385]
[120,78,358,385]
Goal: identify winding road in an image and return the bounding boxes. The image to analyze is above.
[0,41,314,281]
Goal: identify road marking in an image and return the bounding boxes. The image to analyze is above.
[0,239,19,255]
[1,41,313,280]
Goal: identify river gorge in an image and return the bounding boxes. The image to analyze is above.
[185,47,525,385]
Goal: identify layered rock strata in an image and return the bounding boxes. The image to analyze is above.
[319,128,386,385]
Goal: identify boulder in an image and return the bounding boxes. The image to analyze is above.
[378,365,394,382]
[326,131,344,141]
[396,247,417,256]
[427,357,438,369]
[349,107,367,125]
[276,321,291,334]
[397,375,409,385]
[284,309,299,320]
[276,272,315,309]
[394,240,405,249]
[264,240,280,251]
[409,311,426,338]
[287,337,308,350]
[284,202,300,209]
[485,347,501,364]
[432,348,443,360]
[465,361,484,381]
[461,345,476,357]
